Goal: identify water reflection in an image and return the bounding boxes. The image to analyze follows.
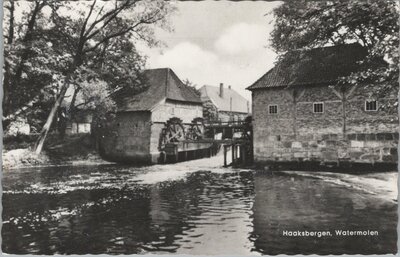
[2,161,397,255]
[251,172,397,255]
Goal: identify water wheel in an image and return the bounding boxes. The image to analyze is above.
[160,117,186,147]
[186,117,204,140]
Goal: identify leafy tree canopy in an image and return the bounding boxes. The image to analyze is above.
[270,0,399,107]
[3,0,176,153]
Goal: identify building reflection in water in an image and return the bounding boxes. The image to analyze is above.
[250,171,397,255]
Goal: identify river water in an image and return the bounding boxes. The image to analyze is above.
[2,154,398,255]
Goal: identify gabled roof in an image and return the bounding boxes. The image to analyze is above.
[119,68,202,111]
[247,43,369,90]
[200,85,250,114]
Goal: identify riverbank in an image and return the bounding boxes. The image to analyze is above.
[2,134,113,170]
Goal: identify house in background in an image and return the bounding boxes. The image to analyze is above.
[65,108,93,134]
[247,43,398,166]
[200,83,250,122]
[99,68,203,163]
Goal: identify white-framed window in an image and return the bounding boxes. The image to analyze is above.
[365,100,378,111]
[268,104,278,114]
[313,102,324,113]
[170,107,175,115]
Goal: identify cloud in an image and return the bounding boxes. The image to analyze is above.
[157,42,218,70]
[147,40,277,100]
[154,42,227,89]
[214,23,269,55]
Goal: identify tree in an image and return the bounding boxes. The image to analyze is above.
[182,78,201,96]
[32,0,175,153]
[60,37,147,136]
[3,0,58,125]
[202,100,218,122]
[270,0,399,107]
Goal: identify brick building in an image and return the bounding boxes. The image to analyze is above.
[247,44,398,167]
[200,84,250,122]
[99,68,203,163]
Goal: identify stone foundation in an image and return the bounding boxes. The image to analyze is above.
[254,132,398,168]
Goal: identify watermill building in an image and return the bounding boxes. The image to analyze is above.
[199,84,251,122]
[247,43,398,168]
[99,68,203,163]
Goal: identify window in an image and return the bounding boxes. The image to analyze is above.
[269,105,278,114]
[313,102,324,113]
[365,100,378,111]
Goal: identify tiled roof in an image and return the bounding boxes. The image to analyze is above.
[119,68,202,111]
[199,85,250,114]
[247,43,368,90]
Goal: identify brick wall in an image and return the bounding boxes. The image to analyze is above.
[100,111,152,163]
[252,84,398,165]
[346,85,398,133]
[149,122,165,163]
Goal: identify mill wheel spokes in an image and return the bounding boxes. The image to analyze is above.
[187,117,204,140]
[164,117,185,143]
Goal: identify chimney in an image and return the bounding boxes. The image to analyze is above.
[219,83,224,98]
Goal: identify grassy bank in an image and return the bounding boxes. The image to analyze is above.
[3,133,111,170]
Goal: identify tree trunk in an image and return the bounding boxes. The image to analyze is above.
[34,84,69,154]
[3,0,15,117]
[7,1,14,44]
[68,87,80,121]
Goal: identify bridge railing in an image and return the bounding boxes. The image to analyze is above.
[203,120,248,127]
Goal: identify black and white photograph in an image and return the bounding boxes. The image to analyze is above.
[2,0,398,255]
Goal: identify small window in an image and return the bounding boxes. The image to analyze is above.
[365,100,378,111]
[313,102,324,113]
[170,107,175,115]
[269,105,278,114]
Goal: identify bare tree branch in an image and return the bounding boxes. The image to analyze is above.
[84,0,135,39]
[84,9,162,54]
[80,0,97,40]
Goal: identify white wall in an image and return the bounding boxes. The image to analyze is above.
[152,100,203,123]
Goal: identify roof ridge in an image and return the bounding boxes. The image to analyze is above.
[203,84,239,92]
[144,67,170,71]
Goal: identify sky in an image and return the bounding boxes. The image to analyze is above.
[137,1,283,100]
